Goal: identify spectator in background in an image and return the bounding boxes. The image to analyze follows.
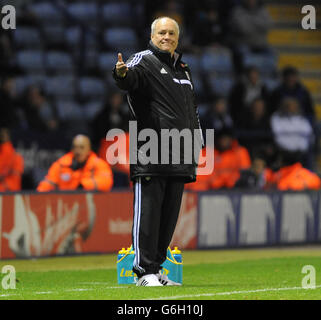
[191,3,223,47]
[37,135,113,192]
[23,86,58,132]
[201,96,234,139]
[0,127,24,192]
[211,128,251,189]
[228,0,273,73]
[269,66,315,122]
[0,30,14,74]
[235,154,273,190]
[229,66,268,127]
[270,97,314,169]
[187,127,251,191]
[0,76,19,129]
[238,98,275,163]
[273,151,321,191]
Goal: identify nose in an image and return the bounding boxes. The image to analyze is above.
[164,32,171,40]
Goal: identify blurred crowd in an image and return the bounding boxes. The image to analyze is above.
[0,0,320,192]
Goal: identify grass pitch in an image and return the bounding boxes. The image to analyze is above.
[1,247,321,300]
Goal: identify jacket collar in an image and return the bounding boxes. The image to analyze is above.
[148,40,182,68]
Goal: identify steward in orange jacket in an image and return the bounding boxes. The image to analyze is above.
[37,135,113,192]
[274,162,321,191]
[0,128,24,192]
[186,129,251,191]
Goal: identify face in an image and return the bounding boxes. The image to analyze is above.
[286,100,299,114]
[72,136,91,163]
[285,74,298,88]
[151,18,179,56]
[0,128,10,144]
[217,135,232,151]
[252,158,266,176]
[248,69,259,84]
[251,99,265,118]
[213,99,226,114]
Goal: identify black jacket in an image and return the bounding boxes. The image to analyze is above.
[113,41,203,183]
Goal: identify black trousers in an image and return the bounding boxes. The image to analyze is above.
[132,176,185,277]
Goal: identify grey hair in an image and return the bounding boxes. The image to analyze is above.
[151,17,180,36]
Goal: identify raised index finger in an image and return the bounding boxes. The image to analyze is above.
[118,53,123,63]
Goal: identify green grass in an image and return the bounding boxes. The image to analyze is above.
[1,247,321,300]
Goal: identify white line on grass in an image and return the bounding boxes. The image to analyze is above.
[147,284,321,300]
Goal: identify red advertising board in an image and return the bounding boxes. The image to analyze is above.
[0,191,197,259]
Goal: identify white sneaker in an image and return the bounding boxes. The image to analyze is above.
[136,274,164,287]
[157,271,181,286]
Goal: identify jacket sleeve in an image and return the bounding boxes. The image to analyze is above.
[81,159,114,192]
[37,161,60,192]
[112,54,149,92]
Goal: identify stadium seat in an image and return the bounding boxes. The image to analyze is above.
[302,78,321,96]
[102,2,132,25]
[42,26,66,46]
[104,28,138,50]
[243,52,277,76]
[30,2,64,23]
[182,54,201,74]
[65,27,97,49]
[278,54,321,71]
[65,27,81,47]
[99,52,118,72]
[45,76,76,98]
[16,50,45,71]
[67,3,98,23]
[13,27,42,48]
[200,48,233,74]
[83,101,104,120]
[55,100,83,121]
[45,51,74,73]
[78,77,106,99]
[268,30,321,47]
[208,75,234,97]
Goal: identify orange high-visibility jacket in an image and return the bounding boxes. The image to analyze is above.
[274,163,321,191]
[210,141,251,189]
[0,142,24,192]
[186,141,251,191]
[98,132,130,176]
[37,151,113,192]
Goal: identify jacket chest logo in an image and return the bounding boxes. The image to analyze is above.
[173,78,193,90]
[160,68,168,74]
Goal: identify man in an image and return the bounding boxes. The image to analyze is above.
[37,135,113,192]
[0,127,24,192]
[113,17,203,286]
[269,66,314,121]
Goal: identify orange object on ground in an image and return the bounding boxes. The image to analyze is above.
[37,151,113,192]
[0,142,24,192]
[274,162,321,191]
